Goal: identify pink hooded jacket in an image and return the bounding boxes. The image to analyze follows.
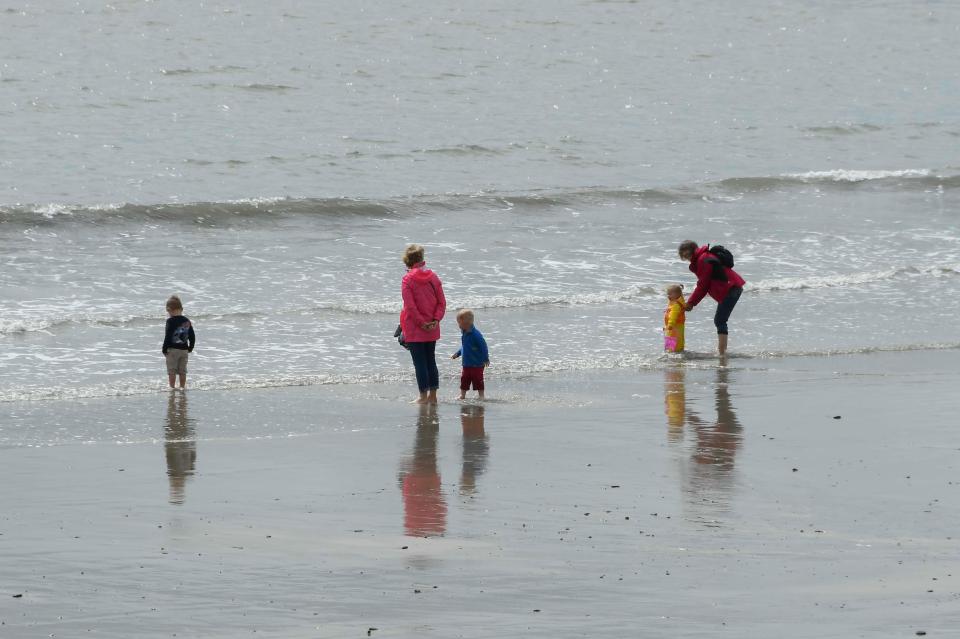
[400,263,446,343]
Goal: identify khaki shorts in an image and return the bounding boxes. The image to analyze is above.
[165,349,189,375]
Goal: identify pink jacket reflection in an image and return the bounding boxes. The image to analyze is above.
[400,262,447,343]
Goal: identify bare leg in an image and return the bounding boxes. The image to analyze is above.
[458,391,466,400]
[718,334,728,356]
[427,389,438,404]
[410,392,429,404]
[478,390,485,400]
[178,374,187,389]
[168,373,176,389]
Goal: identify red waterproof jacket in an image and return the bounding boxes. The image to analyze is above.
[400,263,447,343]
[687,245,746,307]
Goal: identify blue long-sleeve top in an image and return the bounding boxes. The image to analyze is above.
[454,327,489,367]
[163,315,196,354]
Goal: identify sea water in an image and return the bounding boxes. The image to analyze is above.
[2,1,959,402]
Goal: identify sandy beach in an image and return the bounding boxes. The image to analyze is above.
[1,349,957,638]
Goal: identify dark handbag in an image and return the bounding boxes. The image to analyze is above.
[394,324,408,349]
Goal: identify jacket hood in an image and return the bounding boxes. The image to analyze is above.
[406,263,436,281]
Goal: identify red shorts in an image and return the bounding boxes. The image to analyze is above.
[460,366,485,391]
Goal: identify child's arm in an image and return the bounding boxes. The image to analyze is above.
[451,347,461,360]
[162,319,172,354]
[431,273,447,322]
[476,333,490,365]
[188,323,196,352]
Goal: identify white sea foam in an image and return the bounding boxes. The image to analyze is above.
[320,284,662,315]
[0,318,56,334]
[4,261,957,337]
[2,342,958,403]
[750,263,960,293]
[29,203,76,218]
[784,169,932,182]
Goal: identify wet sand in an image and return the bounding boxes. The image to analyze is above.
[1,350,958,638]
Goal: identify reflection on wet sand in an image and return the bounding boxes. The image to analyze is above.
[689,367,743,472]
[398,405,446,537]
[663,367,687,443]
[459,404,489,497]
[664,366,744,517]
[164,391,196,505]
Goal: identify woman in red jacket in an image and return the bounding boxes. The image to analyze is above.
[678,240,745,356]
[400,244,447,404]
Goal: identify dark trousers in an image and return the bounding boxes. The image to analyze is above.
[408,341,439,392]
[714,287,742,335]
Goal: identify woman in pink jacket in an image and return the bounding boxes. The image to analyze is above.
[400,244,447,404]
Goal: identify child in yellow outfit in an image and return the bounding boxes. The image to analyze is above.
[663,284,685,353]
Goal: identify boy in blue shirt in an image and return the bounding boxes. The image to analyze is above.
[451,308,490,400]
[162,295,196,389]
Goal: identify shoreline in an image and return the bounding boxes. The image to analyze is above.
[2,341,959,405]
[1,349,957,638]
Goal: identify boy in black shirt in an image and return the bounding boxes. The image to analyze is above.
[162,295,196,389]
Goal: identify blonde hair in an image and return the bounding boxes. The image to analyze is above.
[402,244,425,267]
[166,295,183,312]
[666,284,684,297]
[457,308,475,323]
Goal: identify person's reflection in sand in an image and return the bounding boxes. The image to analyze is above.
[164,391,197,505]
[663,366,688,443]
[684,366,743,516]
[398,405,447,537]
[690,366,742,469]
[459,404,488,497]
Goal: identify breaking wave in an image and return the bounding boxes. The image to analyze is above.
[3,169,956,227]
[4,263,957,336]
[750,263,960,293]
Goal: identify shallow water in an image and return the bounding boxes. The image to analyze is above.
[2,1,960,401]
[1,180,958,401]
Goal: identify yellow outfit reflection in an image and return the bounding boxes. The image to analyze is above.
[663,367,687,442]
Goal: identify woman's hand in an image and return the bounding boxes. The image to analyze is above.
[421,320,438,330]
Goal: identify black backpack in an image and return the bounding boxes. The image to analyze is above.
[705,245,734,281]
[708,245,735,268]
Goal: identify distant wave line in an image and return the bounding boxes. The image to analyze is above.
[2,168,957,225]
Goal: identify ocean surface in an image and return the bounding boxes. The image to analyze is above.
[2,0,959,403]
